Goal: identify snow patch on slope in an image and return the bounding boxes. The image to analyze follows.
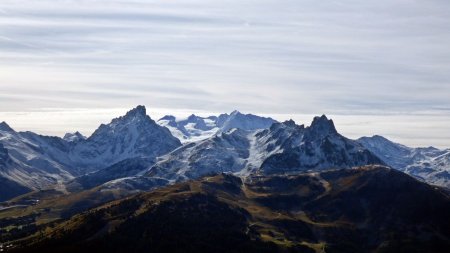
[157,111,277,143]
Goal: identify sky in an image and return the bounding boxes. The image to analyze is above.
[0,0,449,148]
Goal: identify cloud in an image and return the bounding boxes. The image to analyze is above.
[0,0,449,146]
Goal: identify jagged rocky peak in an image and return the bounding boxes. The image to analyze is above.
[185,114,206,126]
[230,110,241,116]
[216,112,230,126]
[123,105,147,119]
[255,114,384,175]
[308,114,337,135]
[0,121,15,132]
[158,115,178,128]
[159,115,176,121]
[70,105,181,170]
[283,119,296,126]
[282,119,301,128]
[63,131,86,142]
[95,105,152,133]
[187,114,198,121]
[265,119,303,136]
[92,105,177,139]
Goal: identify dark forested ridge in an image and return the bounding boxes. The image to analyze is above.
[9,165,450,253]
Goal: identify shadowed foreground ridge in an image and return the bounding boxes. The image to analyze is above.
[10,165,450,253]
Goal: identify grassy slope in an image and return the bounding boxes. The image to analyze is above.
[5,165,450,253]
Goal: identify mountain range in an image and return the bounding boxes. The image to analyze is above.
[1,105,449,252]
[1,105,448,201]
[147,115,382,183]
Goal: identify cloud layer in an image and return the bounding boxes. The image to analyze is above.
[0,0,449,147]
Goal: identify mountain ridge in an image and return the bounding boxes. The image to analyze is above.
[358,135,450,188]
[9,165,450,253]
[147,115,382,183]
[1,106,448,205]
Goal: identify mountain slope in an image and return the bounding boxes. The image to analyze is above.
[358,135,450,187]
[0,122,74,191]
[65,158,155,192]
[147,128,252,182]
[12,166,450,253]
[0,176,30,202]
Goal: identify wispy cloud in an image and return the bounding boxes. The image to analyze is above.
[0,0,449,146]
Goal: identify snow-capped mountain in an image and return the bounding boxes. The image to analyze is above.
[358,135,450,188]
[256,115,383,174]
[2,107,449,204]
[147,115,382,182]
[69,105,181,170]
[158,114,219,143]
[0,106,182,200]
[217,110,278,133]
[157,110,277,143]
[0,122,74,190]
